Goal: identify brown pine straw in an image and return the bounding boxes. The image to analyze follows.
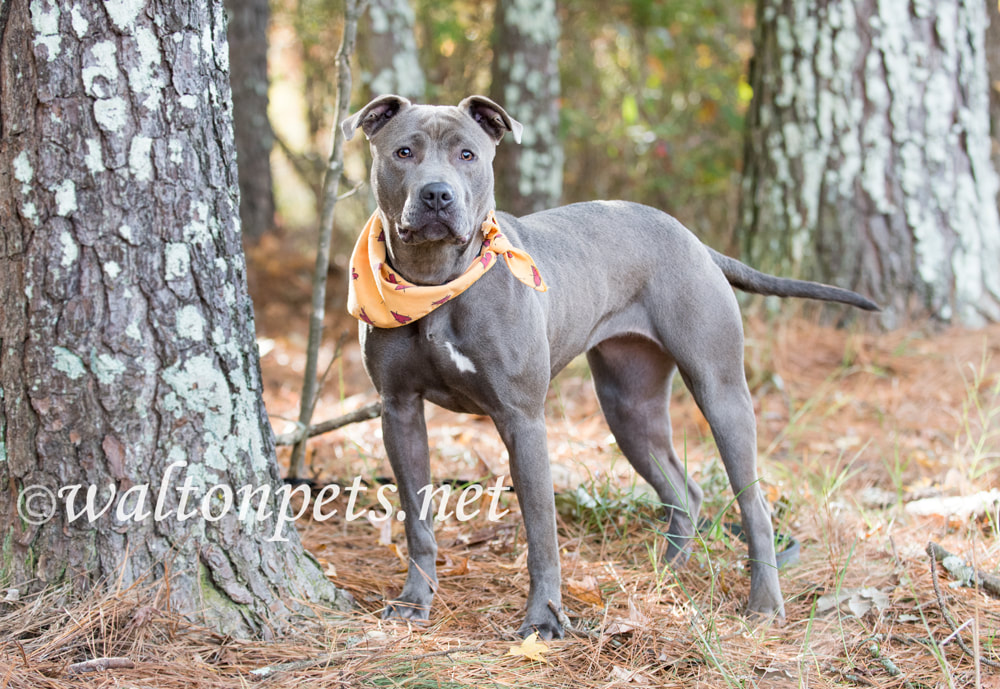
[3,508,999,688]
[3,320,1000,687]
[927,542,1000,670]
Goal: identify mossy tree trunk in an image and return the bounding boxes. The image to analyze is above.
[0,0,349,637]
[740,0,1000,327]
[360,0,425,102]
[490,0,563,216]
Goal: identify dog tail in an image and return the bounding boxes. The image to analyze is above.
[709,250,880,311]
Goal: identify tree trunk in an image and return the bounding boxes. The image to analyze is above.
[0,0,349,637]
[360,0,425,102]
[740,0,1000,327]
[490,0,563,216]
[987,0,1000,215]
[225,0,276,243]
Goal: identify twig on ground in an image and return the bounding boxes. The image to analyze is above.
[865,638,914,689]
[926,542,1000,669]
[927,541,1000,599]
[251,657,334,678]
[66,657,135,674]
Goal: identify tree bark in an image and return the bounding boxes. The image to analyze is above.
[225,0,276,243]
[987,0,1000,215]
[740,0,1000,327]
[490,0,563,216]
[0,0,349,637]
[360,0,425,102]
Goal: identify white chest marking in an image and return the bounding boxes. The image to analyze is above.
[444,342,477,374]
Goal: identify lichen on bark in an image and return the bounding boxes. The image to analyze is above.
[741,0,1000,327]
[0,0,350,637]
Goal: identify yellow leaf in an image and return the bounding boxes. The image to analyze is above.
[505,632,549,663]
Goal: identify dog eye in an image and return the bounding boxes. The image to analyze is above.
[460,150,475,161]
[396,147,412,159]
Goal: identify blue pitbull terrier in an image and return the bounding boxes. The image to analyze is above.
[342,95,877,639]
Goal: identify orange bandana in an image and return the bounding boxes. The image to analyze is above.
[347,211,547,328]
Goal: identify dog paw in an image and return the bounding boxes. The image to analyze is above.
[382,599,431,622]
[745,596,786,624]
[517,613,564,640]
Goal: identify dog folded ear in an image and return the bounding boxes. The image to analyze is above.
[342,95,412,141]
[458,95,523,145]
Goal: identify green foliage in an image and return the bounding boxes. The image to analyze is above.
[412,0,494,101]
[559,0,756,247]
[555,478,662,539]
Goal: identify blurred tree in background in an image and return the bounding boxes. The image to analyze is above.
[226,0,276,243]
[266,0,756,257]
[491,0,563,216]
[359,0,426,101]
[988,0,1000,216]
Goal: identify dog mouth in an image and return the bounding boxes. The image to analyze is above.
[398,217,470,245]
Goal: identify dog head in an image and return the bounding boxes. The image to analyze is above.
[342,95,522,247]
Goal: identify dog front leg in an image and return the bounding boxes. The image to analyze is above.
[495,411,564,639]
[380,393,439,622]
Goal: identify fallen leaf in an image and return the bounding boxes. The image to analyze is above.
[604,597,651,635]
[316,558,337,579]
[609,665,654,683]
[817,587,891,618]
[505,632,549,663]
[441,556,470,577]
[567,575,603,606]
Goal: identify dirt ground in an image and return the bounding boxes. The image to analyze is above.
[3,248,998,688]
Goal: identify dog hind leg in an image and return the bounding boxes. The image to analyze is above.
[587,336,704,562]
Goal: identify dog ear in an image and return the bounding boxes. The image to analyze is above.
[341,95,412,141]
[458,96,523,145]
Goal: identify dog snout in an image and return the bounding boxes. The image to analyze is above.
[420,182,455,212]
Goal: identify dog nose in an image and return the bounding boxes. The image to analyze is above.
[420,182,455,211]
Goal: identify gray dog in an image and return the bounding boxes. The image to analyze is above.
[341,95,877,639]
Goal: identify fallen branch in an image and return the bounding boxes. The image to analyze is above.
[250,644,483,679]
[926,541,1000,599]
[926,543,1000,669]
[865,638,914,689]
[274,401,382,446]
[66,657,135,674]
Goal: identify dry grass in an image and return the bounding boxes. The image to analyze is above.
[4,317,1000,687]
